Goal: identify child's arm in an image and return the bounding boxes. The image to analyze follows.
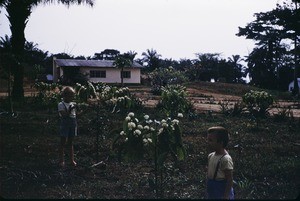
[223,169,233,199]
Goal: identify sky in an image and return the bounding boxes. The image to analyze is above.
[0,0,280,61]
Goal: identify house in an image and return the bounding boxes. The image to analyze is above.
[52,58,144,84]
[288,78,300,92]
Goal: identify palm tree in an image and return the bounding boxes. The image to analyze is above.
[142,48,161,71]
[0,0,94,101]
[113,53,133,87]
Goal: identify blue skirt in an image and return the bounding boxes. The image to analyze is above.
[207,179,234,199]
[59,117,77,137]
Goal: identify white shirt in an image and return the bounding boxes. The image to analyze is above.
[207,152,233,180]
[58,101,76,118]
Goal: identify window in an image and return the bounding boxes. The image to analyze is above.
[90,70,106,78]
[121,71,131,78]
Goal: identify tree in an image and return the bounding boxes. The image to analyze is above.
[226,55,247,83]
[1,0,94,101]
[237,0,299,92]
[93,49,120,60]
[194,53,220,81]
[113,53,133,86]
[142,48,162,71]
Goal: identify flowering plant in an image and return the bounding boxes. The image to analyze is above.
[96,85,142,113]
[157,84,193,118]
[112,112,186,166]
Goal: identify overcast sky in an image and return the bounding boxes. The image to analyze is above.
[0,0,279,60]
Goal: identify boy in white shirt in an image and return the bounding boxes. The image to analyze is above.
[206,126,234,199]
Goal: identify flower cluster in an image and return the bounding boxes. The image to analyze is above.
[97,85,142,113]
[119,112,184,147]
[114,111,186,163]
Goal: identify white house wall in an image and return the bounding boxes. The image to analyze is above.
[80,67,141,84]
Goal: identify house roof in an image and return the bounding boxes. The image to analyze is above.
[54,59,144,68]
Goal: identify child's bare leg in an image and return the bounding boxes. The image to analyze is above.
[59,137,67,167]
[68,137,77,166]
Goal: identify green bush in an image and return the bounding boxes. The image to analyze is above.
[32,82,63,109]
[157,85,193,118]
[149,67,188,95]
[242,90,274,117]
[98,85,143,113]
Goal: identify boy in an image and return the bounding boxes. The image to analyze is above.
[206,126,234,199]
[58,86,77,167]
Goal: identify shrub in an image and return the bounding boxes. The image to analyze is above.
[98,85,143,113]
[74,81,97,102]
[32,82,62,109]
[148,66,188,95]
[219,100,245,116]
[242,90,274,117]
[157,85,193,118]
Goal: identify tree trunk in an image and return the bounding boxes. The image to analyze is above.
[6,0,31,101]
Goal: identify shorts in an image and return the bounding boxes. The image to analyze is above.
[207,179,234,199]
[59,117,77,137]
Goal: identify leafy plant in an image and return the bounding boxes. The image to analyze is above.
[74,81,97,102]
[157,85,193,118]
[112,112,186,197]
[273,106,293,122]
[219,100,245,116]
[32,82,63,109]
[235,175,255,199]
[98,85,142,113]
[242,90,274,117]
[148,66,188,95]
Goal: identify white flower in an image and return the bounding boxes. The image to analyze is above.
[125,116,131,121]
[172,119,179,125]
[143,138,148,145]
[128,112,135,117]
[158,128,164,134]
[162,122,168,128]
[150,127,155,131]
[137,125,143,130]
[146,119,153,124]
[134,129,142,136]
[144,125,150,130]
[144,115,149,120]
[147,138,152,143]
[125,137,128,142]
[111,98,117,104]
[161,119,167,123]
[120,131,126,136]
[154,120,160,125]
[135,118,139,123]
[128,122,136,130]
[178,113,183,118]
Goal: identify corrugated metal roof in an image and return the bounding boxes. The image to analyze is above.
[55,59,143,68]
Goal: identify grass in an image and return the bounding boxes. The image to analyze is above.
[0,82,299,199]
